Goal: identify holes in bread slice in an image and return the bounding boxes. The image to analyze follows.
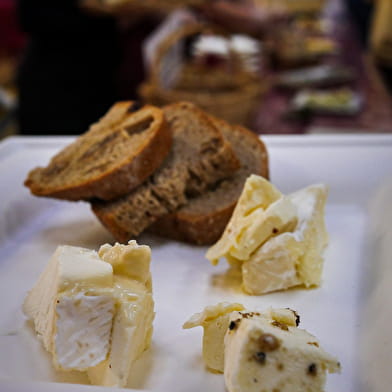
[124,116,153,136]
[127,101,143,113]
[82,162,110,176]
[200,137,221,155]
[78,115,154,166]
[78,132,121,162]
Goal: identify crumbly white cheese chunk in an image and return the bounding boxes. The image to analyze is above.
[206,175,285,266]
[206,175,329,294]
[183,302,245,373]
[98,240,152,289]
[23,241,154,387]
[224,312,340,392]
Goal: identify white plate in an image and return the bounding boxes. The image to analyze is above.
[0,135,392,392]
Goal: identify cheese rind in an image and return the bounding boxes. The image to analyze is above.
[224,312,340,392]
[289,184,329,287]
[54,292,115,371]
[56,246,114,290]
[23,245,114,356]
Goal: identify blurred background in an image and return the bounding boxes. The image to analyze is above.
[0,0,391,138]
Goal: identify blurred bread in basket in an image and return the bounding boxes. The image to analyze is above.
[254,0,326,15]
[82,0,206,14]
[139,10,267,127]
[24,100,269,245]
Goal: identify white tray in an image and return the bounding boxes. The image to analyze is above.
[1,135,392,392]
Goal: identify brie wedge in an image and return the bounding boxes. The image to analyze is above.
[88,241,154,387]
[206,175,329,294]
[23,240,154,387]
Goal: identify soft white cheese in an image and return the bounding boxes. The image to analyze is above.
[98,240,152,290]
[184,305,300,374]
[288,184,329,286]
[224,311,340,392]
[242,184,328,294]
[55,292,115,371]
[23,241,154,387]
[23,245,114,366]
[87,277,154,387]
[183,303,245,373]
[206,175,284,266]
[206,175,329,294]
[88,241,154,387]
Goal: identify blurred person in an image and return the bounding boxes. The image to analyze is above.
[17,0,120,135]
[345,0,392,92]
[345,0,374,47]
[370,0,392,92]
[16,0,284,135]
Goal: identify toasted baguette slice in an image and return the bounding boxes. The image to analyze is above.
[149,118,269,245]
[92,102,240,242]
[24,102,171,201]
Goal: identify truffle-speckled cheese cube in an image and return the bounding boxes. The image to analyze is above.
[224,313,340,392]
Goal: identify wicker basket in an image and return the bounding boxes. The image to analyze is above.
[139,24,267,126]
[85,0,205,13]
[255,0,326,15]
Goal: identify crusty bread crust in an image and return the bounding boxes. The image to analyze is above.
[149,118,269,245]
[148,202,235,245]
[91,102,241,242]
[24,102,172,201]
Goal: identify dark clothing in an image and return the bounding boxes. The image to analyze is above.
[344,0,392,94]
[17,0,120,134]
[345,0,373,48]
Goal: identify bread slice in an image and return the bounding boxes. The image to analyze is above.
[149,117,269,245]
[24,102,171,201]
[92,102,240,242]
